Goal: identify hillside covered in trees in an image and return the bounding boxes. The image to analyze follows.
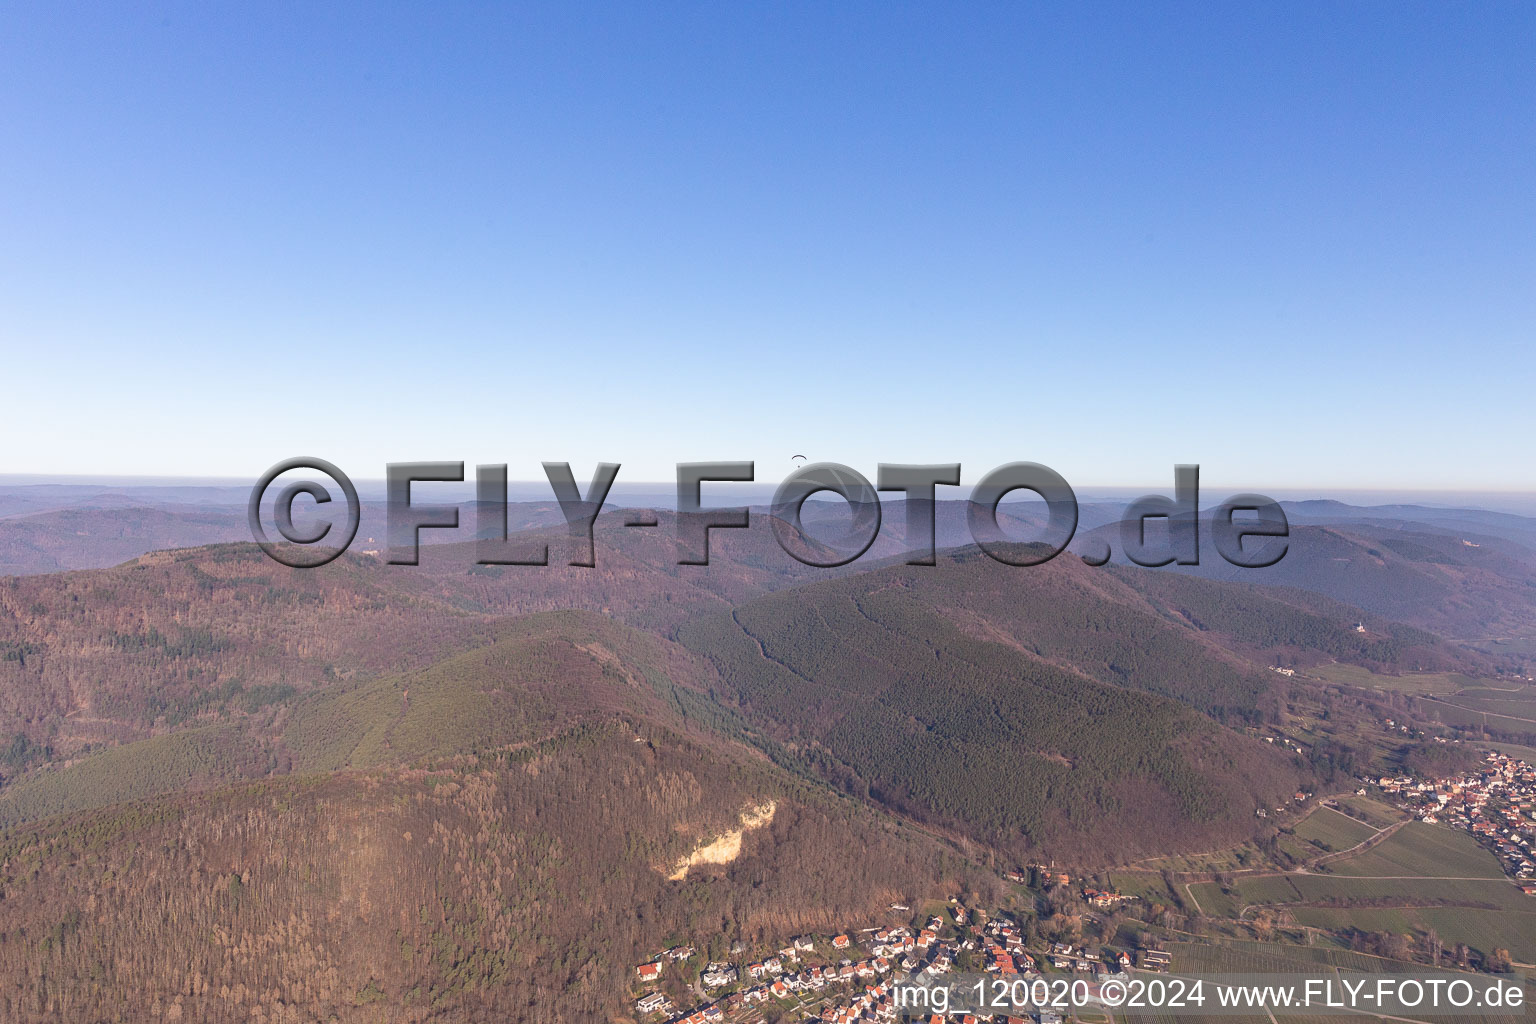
[678,549,1307,861]
[0,720,986,1022]
[0,506,1521,1020]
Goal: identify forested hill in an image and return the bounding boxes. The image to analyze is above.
[678,547,1308,862]
[0,719,988,1023]
[0,510,1510,1020]
[1078,516,1536,641]
[0,523,1461,830]
[0,518,837,766]
[0,609,723,828]
[0,604,998,1022]
[1111,567,1491,675]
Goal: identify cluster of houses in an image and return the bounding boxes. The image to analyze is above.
[1040,940,1137,977]
[1025,870,1135,909]
[636,944,700,980]
[629,746,1531,1023]
[635,929,906,1023]
[632,901,1158,1024]
[1378,749,1536,881]
[1078,886,1131,909]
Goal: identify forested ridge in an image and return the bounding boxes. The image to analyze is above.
[0,720,985,1022]
[678,552,1306,861]
[1116,569,1487,674]
[0,519,843,766]
[0,519,1504,1021]
[0,610,719,829]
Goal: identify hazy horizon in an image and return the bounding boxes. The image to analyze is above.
[6,473,1536,515]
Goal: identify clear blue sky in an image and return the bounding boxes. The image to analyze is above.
[2,3,1531,490]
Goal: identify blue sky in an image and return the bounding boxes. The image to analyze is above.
[1,3,1532,490]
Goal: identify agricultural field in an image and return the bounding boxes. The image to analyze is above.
[1232,874,1307,906]
[1288,806,1378,854]
[1334,794,1408,829]
[1421,699,1536,735]
[1288,906,1536,964]
[1222,874,1527,913]
[1170,940,1324,974]
[1436,696,1536,728]
[1187,882,1237,919]
[1451,685,1536,714]
[1324,823,1505,878]
[1198,938,1480,975]
[1292,875,1527,910]
[1165,940,1528,1024]
[1272,805,1382,864]
[1111,871,1178,903]
[1310,665,1483,694]
[1164,939,1491,977]
[1136,844,1266,874]
[1276,833,1317,865]
[1182,823,1536,969]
